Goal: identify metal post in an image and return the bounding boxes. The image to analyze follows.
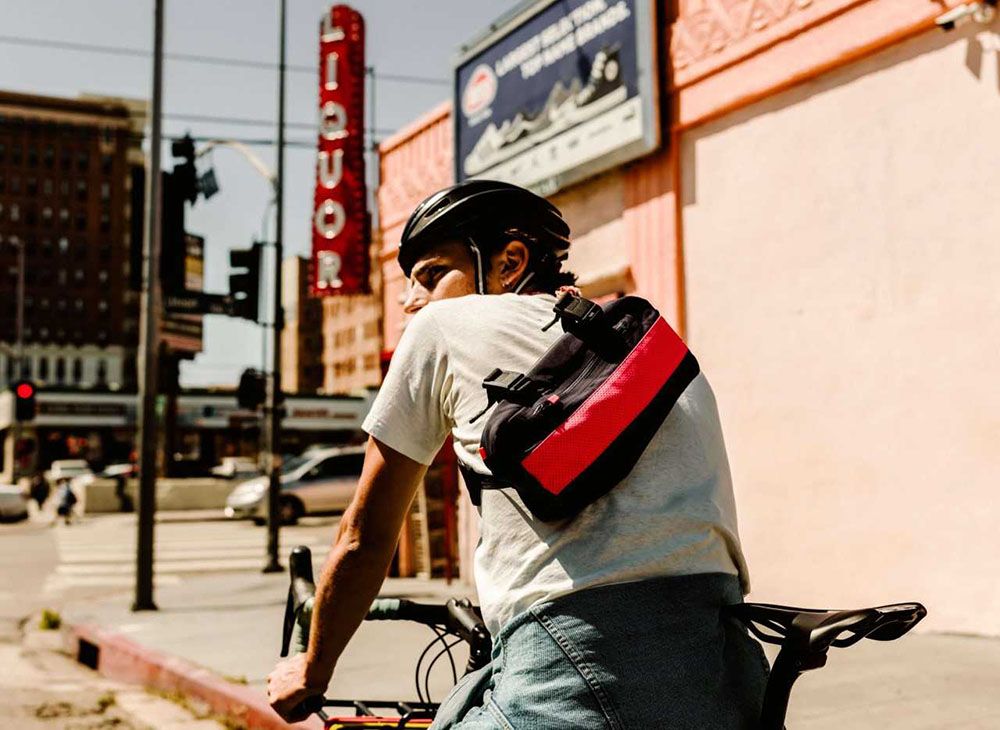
[262,0,286,574]
[10,239,24,479]
[133,0,165,611]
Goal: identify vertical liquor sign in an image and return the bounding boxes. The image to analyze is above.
[312,5,369,296]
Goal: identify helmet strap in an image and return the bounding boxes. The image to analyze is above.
[466,237,487,295]
[512,270,535,294]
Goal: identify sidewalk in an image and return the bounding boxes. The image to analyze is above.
[63,567,476,727]
[61,568,1000,729]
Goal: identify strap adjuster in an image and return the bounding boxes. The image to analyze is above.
[469,369,543,423]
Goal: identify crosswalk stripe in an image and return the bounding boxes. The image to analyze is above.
[45,517,338,592]
[58,545,330,564]
[44,574,182,591]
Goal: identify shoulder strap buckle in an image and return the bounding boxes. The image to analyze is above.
[469,368,543,423]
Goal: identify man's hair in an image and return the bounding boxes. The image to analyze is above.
[480,227,577,294]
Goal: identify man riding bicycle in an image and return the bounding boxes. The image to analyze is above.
[268,180,769,728]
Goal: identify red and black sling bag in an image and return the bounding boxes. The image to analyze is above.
[462,292,700,522]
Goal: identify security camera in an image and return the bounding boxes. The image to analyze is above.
[936,1,997,31]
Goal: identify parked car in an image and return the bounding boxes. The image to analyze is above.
[0,484,29,522]
[211,457,261,480]
[225,446,365,525]
[70,463,136,492]
[44,459,92,486]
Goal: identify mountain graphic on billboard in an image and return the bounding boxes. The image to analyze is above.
[463,45,626,177]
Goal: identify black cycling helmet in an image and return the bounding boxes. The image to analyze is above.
[398,179,571,294]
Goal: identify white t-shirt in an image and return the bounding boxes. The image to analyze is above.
[362,293,749,634]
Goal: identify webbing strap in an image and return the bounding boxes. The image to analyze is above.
[458,466,512,507]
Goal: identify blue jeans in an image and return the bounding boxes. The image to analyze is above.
[432,573,768,729]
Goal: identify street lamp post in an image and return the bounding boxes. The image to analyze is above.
[262,0,288,574]
[133,0,166,612]
[10,237,25,479]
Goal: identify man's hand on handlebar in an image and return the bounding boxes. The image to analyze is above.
[267,652,331,723]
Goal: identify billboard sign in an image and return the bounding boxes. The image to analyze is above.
[454,0,660,196]
[311,4,369,297]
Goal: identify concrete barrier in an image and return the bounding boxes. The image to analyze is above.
[80,478,237,513]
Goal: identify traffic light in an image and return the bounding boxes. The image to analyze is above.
[229,243,262,322]
[237,369,266,410]
[12,380,37,422]
[171,134,199,205]
[160,171,186,296]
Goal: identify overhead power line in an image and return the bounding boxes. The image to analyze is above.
[0,34,450,86]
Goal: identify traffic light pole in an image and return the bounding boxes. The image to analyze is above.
[133,0,165,611]
[262,0,287,574]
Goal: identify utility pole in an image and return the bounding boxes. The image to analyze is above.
[134,0,165,611]
[10,238,25,479]
[262,0,287,574]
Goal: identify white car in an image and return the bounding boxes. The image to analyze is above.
[0,484,29,522]
[225,446,365,525]
[44,459,92,485]
[211,457,261,480]
[70,463,136,492]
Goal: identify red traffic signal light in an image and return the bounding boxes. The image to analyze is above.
[11,380,37,422]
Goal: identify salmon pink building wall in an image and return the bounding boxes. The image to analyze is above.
[375,0,997,630]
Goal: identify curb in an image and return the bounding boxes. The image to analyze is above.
[70,623,324,730]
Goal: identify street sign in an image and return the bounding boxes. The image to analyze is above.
[164,292,233,316]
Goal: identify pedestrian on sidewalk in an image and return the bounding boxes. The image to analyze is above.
[55,480,78,526]
[268,181,767,728]
[29,473,50,511]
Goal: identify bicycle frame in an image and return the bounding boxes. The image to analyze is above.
[281,546,926,729]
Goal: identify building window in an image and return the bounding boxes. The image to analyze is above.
[60,149,71,171]
[56,297,67,310]
[42,206,53,223]
[76,179,87,200]
[27,146,38,167]
[100,181,111,201]
[59,179,69,196]
[72,358,83,383]
[101,154,113,175]
[55,357,65,383]
[9,204,19,222]
[99,211,110,233]
[42,178,53,195]
[96,359,107,384]
[98,269,109,283]
[9,176,19,194]
[0,141,5,162]
[75,213,86,231]
[58,237,69,253]
[77,150,89,171]
[26,177,37,196]
[5,357,14,382]
[59,207,69,223]
[11,145,21,165]
[43,145,54,168]
[98,300,108,313]
[38,357,49,380]
[74,299,84,312]
[74,269,85,284]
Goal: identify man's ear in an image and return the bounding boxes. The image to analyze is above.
[500,240,530,277]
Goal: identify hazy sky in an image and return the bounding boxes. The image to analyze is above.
[0,0,512,386]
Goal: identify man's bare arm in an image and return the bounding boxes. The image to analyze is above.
[302,436,427,688]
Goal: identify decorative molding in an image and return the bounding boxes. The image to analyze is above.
[378,143,453,232]
[672,0,858,85]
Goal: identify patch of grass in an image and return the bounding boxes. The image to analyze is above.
[95,691,117,712]
[38,608,62,630]
[149,688,247,730]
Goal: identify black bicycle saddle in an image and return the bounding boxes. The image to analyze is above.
[726,602,927,654]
